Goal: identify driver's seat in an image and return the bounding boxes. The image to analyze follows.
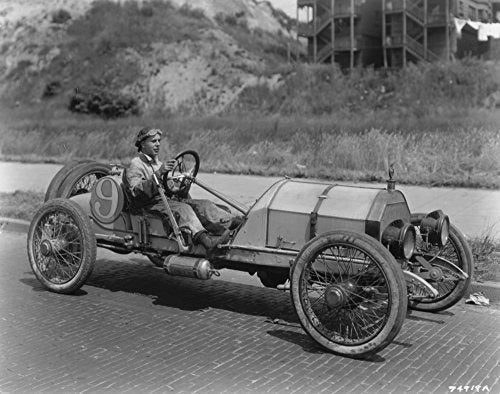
[121,168,175,233]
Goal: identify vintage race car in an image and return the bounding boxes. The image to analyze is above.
[27,151,472,358]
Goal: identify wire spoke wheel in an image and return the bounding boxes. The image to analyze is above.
[27,199,96,294]
[33,211,83,284]
[44,160,93,202]
[303,245,390,344]
[409,213,473,312]
[58,162,111,199]
[69,172,100,196]
[291,231,406,358]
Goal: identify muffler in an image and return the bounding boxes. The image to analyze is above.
[163,255,217,280]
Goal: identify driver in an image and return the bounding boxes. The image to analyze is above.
[123,127,241,251]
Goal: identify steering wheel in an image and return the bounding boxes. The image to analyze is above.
[162,150,200,197]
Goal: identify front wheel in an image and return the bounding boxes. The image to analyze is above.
[27,199,96,294]
[290,231,407,358]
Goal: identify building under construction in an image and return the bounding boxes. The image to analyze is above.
[297,0,494,68]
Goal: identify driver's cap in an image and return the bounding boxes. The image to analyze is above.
[135,127,163,150]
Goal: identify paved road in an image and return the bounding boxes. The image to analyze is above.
[1,231,499,393]
[0,162,499,240]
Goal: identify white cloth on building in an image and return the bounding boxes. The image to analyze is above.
[454,17,500,41]
[467,20,481,30]
[482,23,500,39]
[454,18,467,37]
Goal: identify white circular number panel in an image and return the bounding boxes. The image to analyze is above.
[90,177,124,224]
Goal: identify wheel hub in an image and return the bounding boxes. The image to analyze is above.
[325,282,356,308]
[40,240,53,256]
[40,239,66,256]
[325,286,345,308]
[429,266,444,280]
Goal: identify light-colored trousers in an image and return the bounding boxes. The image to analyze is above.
[149,198,235,236]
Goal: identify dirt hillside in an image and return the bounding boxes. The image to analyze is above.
[0,0,298,115]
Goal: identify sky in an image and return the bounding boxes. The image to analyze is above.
[269,0,296,18]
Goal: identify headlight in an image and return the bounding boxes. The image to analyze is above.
[382,223,416,260]
[420,210,450,247]
[401,225,417,259]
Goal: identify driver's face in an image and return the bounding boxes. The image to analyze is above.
[141,134,162,157]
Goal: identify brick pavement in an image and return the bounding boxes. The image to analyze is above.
[1,232,499,393]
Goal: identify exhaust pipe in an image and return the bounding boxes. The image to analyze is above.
[163,255,217,280]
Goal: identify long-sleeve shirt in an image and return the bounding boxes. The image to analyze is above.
[123,153,162,207]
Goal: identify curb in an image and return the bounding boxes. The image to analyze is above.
[1,217,499,303]
[0,217,29,234]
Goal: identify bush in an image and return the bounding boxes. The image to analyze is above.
[51,9,72,24]
[68,86,139,119]
[42,81,62,98]
[178,4,206,20]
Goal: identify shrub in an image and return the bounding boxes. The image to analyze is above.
[178,4,206,20]
[224,14,238,26]
[68,86,139,119]
[51,9,71,24]
[42,81,62,98]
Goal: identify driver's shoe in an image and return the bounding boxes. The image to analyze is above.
[228,216,244,231]
[196,229,231,252]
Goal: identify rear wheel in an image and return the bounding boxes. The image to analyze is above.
[291,231,407,358]
[408,213,473,312]
[58,162,111,198]
[27,199,96,294]
[44,159,92,201]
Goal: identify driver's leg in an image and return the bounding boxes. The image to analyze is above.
[164,200,205,235]
[187,199,241,235]
[150,200,230,251]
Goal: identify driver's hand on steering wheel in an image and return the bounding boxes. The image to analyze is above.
[159,159,177,176]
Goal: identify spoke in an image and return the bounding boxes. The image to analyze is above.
[308,259,327,285]
[52,250,73,277]
[309,293,327,309]
[327,246,344,282]
[321,251,337,282]
[58,248,82,265]
[314,254,330,284]
[349,310,364,338]
[53,215,65,239]
[344,289,388,308]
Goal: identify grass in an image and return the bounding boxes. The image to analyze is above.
[3,190,498,282]
[0,191,45,221]
[1,107,499,188]
[469,226,500,282]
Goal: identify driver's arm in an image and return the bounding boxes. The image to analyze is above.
[124,158,176,203]
[124,158,162,202]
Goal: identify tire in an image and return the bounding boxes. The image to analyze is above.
[409,213,473,312]
[57,162,111,199]
[44,159,93,202]
[257,270,288,288]
[147,255,164,267]
[27,198,96,294]
[290,231,407,358]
